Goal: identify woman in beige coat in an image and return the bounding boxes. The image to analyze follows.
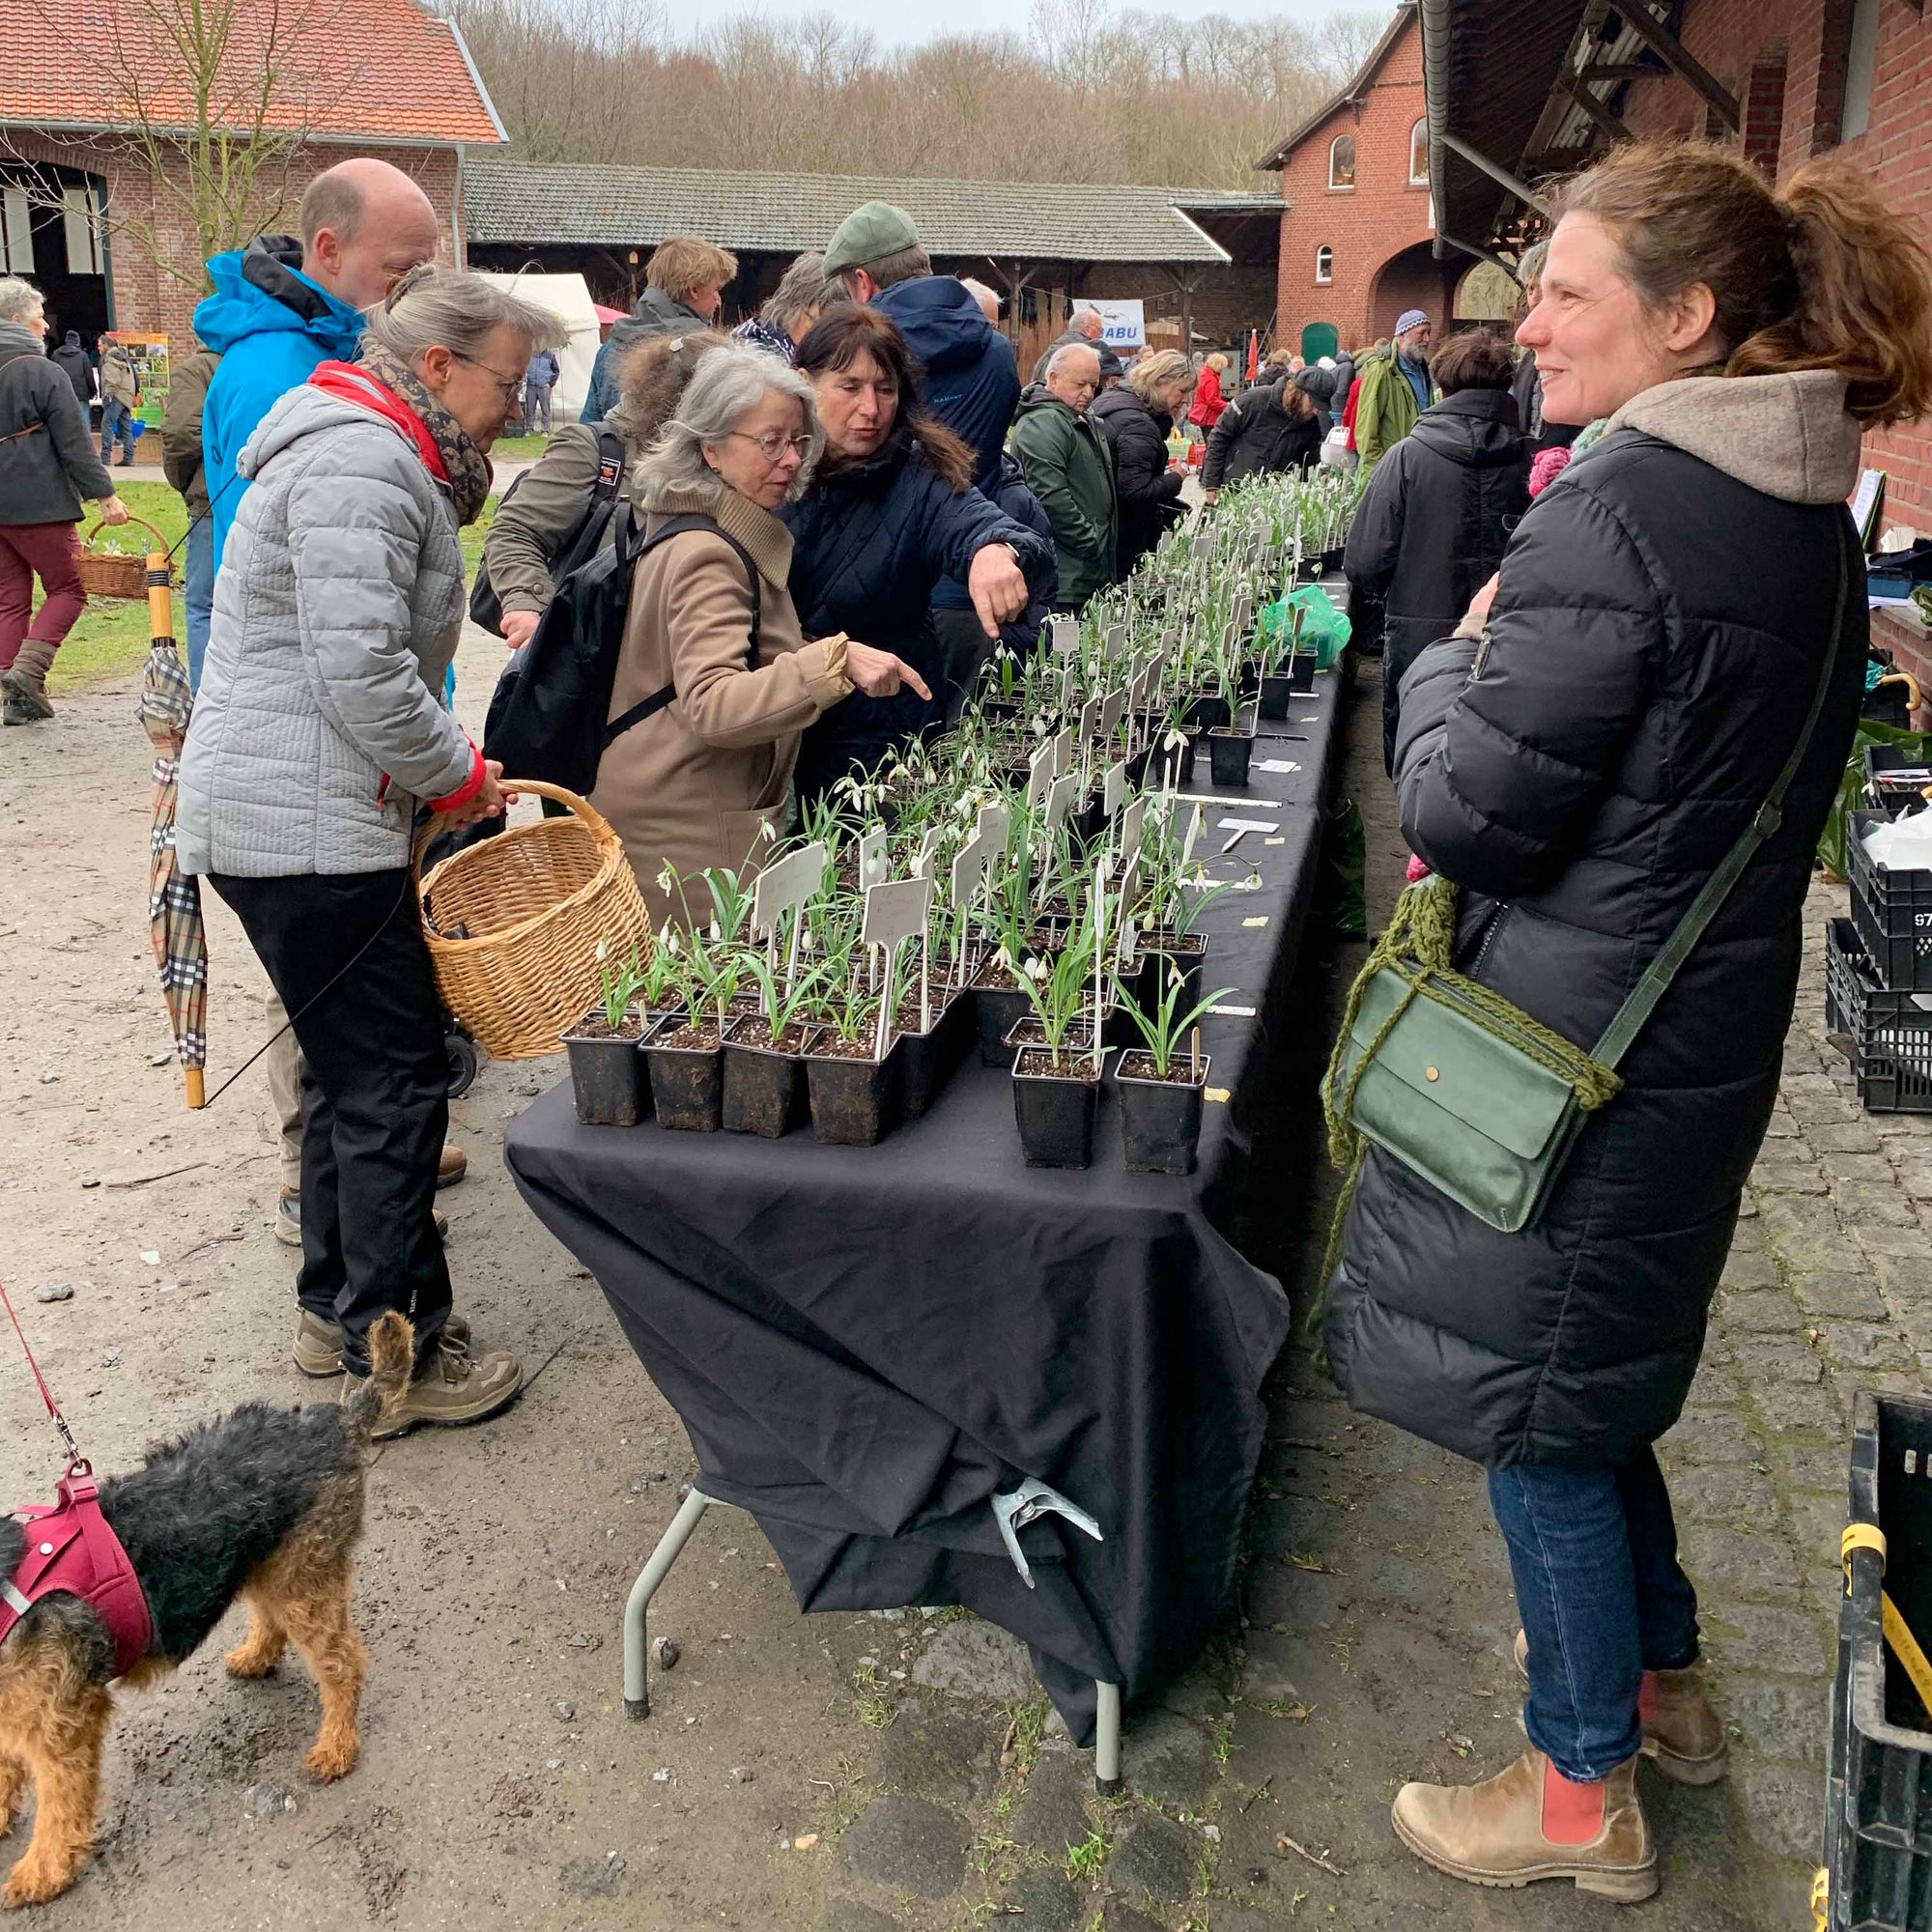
[590,345,928,926]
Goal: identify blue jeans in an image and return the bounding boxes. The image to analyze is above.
[1487,1449,1699,1782]
[184,514,213,691]
[99,397,140,463]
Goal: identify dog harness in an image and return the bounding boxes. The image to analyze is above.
[1,1463,152,1679]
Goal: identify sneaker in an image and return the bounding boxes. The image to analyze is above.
[0,668,53,722]
[342,1330,521,1438]
[1393,1747,1656,1901]
[278,1194,446,1247]
[297,1309,470,1378]
[1513,1631,1727,1786]
[438,1143,469,1188]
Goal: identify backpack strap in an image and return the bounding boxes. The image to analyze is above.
[551,426,629,582]
[603,513,764,748]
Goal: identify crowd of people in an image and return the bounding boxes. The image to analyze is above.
[7,127,1932,1914]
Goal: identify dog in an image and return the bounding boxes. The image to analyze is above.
[0,1311,412,1907]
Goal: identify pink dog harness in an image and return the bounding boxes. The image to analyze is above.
[1,1463,152,1679]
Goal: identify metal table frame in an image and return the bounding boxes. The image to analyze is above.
[619,1487,1125,1794]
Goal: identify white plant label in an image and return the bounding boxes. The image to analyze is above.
[1050,613,1080,655]
[976,799,1010,858]
[1118,795,1146,863]
[1026,741,1054,809]
[1078,696,1101,746]
[1181,803,1205,864]
[1104,623,1125,657]
[751,840,826,936]
[1052,727,1074,778]
[1103,758,1128,819]
[1099,687,1125,740]
[1043,772,1078,836]
[1060,662,1077,713]
[912,827,943,879]
[950,833,986,907]
[862,874,931,949]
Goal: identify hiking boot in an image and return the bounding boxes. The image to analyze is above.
[342,1329,522,1438]
[0,668,52,722]
[1514,1631,1727,1786]
[438,1143,469,1188]
[297,1308,470,1378]
[275,1193,447,1247]
[1392,1747,1657,1902]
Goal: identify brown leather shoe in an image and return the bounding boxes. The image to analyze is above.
[0,667,53,722]
[438,1143,468,1188]
[1514,1630,1728,1786]
[1392,1747,1657,1901]
[298,1310,470,1378]
[343,1330,521,1439]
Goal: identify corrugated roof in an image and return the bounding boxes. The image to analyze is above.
[464,159,1234,265]
[0,0,504,148]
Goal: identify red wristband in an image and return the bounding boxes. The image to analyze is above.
[429,743,486,812]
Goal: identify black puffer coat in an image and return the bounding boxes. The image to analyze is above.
[1325,371,1869,1468]
[1201,377,1321,491]
[1088,385,1182,578]
[1344,387,1528,770]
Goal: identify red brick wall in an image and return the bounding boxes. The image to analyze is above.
[1,129,462,349]
[1269,15,1446,355]
[1614,1,1932,679]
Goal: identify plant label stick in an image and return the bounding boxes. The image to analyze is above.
[1078,696,1101,748]
[1092,863,1108,1074]
[1043,771,1077,838]
[753,841,825,940]
[1050,613,1079,655]
[1104,623,1125,658]
[1052,727,1074,779]
[1059,661,1077,713]
[950,833,986,911]
[913,826,943,880]
[976,800,1010,860]
[1099,687,1125,741]
[1191,532,1213,560]
[1119,794,1146,866]
[1181,802,1205,865]
[1103,757,1128,821]
[1026,741,1054,809]
[859,828,890,891]
[863,877,931,1060]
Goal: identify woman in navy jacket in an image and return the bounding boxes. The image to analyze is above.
[783,304,1053,801]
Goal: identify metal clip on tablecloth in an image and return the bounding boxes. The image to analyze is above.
[993,1477,1104,1589]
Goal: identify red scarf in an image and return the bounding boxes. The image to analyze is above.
[307,361,449,484]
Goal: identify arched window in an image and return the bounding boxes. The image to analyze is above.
[1328,134,1355,189]
[1315,245,1333,284]
[1409,119,1429,185]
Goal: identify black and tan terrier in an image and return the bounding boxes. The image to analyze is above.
[0,1311,412,1907]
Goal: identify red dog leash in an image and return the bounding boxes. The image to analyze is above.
[0,1273,153,1676]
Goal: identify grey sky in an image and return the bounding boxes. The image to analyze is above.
[675,0,1353,47]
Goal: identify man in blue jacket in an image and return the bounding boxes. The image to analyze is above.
[197,157,440,568]
[193,156,447,1258]
[822,201,1025,713]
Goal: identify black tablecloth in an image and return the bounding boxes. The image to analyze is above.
[506,651,1346,1742]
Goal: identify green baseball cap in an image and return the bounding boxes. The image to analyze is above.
[823,201,922,276]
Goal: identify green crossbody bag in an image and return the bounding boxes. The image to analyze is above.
[1322,537,1849,1237]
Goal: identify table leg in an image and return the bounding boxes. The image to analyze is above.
[1094,1681,1123,1795]
[623,1488,712,1719]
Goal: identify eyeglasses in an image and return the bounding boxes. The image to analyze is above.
[455,353,525,406]
[726,430,813,462]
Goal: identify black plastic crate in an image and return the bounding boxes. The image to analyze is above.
[1852,810,1932,992]
[1826,919,1932,1114]
[1827,1391,1932,1930]
[1866,745,1932,821]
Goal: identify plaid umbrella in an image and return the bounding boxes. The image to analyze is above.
[132,546,206,1110]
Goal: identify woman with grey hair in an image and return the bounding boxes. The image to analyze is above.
[1090,346,1190,576]
[589,342,927,923]
[732,251,825,365]
[180,264,567,1435]
[0,275,128,724]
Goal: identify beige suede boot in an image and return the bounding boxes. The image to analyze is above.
[1514,1630,1728,1785]
[1392,1747,1657,1901]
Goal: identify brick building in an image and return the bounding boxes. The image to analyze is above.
[1258,2,1464,360]
[1420,0,1932,677]
[0,0,503,356]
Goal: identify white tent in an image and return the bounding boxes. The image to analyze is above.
[472,270,602,424]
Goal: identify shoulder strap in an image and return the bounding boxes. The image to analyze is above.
[1593,519,1853,1068]
[602,513,763,748]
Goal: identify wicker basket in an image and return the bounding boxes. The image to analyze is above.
[417,781,650,1061]
[74,515,171,600]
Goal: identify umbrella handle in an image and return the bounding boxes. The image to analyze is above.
[185,1066,205,1110]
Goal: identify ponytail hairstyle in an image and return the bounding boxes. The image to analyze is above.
[1552,139,1932,426]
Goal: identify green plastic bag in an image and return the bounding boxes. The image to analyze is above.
[1313,797,1368,940]
[1819,720,1928,876]
[1261,586,1352,669]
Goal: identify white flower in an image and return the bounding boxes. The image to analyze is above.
[759,818,779,844]
[657,862,679,894]
[595,937,610,963]
[1022,956,1049,983]
[709,922,722,943]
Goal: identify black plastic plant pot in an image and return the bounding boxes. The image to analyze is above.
[1116,1050,1210,1176]
[806,1041,900,1147]
[1002,1012,1106,1060]
[1321,545,1346,573]
[975,978,1035,1068]
[1288,652,1316,693]
[1258,673,1292,720]
[1183,694,1231,732]
[983,698,1021,722]
[1010,1048,1109,1169]
[562,1010,647,1127]
[1152,734,1195,791]
[643,1022,724,1132]
[1295,555,1323,583]
[721,1018,808,1138]
[897,997,967,1120]
[1208,726,1256,788]
[1140,936,1208,1012]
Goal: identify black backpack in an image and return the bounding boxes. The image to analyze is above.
[480,505,761,797]
[469,425,628,636]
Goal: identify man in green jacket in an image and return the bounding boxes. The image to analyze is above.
[1354,310,1434,471]
[1008,342,1117,611]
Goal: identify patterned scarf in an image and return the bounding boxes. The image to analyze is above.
[356,342,494,526]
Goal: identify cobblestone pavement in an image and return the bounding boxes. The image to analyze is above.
[802,661,1891,1932]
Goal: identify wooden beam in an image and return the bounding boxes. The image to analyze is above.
[1574,60,1669,81]
[1610,6,1740,130]
[1563,77,1635,143]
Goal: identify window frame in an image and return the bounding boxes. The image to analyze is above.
[1314,244,1334,285]
[1328,133,1356,191]
[1409,119,1430,186]
[1839,0,1880,144]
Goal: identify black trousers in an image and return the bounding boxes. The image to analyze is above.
[210,869,451,1373]
[930,605,995,730]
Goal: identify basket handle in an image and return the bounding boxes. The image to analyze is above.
[79,512,172,558]
[412,776,618,882]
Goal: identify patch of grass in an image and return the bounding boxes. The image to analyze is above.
[850,1661,895,1730]
[43,483,187,693]
[1254,1696,1312,1721]
[1208,1712,1235,1769]
[1065,1829,1107,1883]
